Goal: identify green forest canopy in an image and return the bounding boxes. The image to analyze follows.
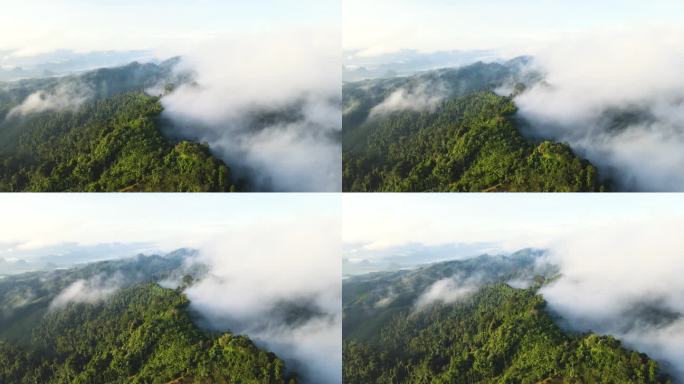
[343,253,669,383]
[343,91,604,192]
[0,283,297,384]
[0,92,237,192]
[342,60,606,192]
[0,59,240,192]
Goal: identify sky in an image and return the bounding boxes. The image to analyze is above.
[0,0,339,57]
[343,193,684,259]
[0,193,340,256]
[343,0,684,57]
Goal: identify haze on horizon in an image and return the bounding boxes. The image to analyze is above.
[1,0,337,59]
[343,0,684,59]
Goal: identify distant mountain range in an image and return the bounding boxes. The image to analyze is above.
[343,49,500,81]
[0,49,156,81]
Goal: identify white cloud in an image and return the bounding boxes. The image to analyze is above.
[415,275,478,309]
[506,27,684,191]
[539,220,684,379]
[370,83,446,116]
[161,30,341,191]
[49,274,123,310]
[185,219,341,384]
[7,82,93,118]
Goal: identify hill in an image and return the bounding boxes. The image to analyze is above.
[0,60,238,192]
[343,251,670,383]
[342,60,605,192]
[0,251,297,383]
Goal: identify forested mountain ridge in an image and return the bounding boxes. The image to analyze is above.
[0,284,295,384]
[0,58,182,118]
[0,93,236,191]
[342,59,606,192]
[0,60,239,192]
[342,59,531,130]
[0,251,298,383]
[343,251,671,383]
[0,249,201,340]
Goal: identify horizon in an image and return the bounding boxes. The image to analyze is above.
[343,193,684,263]
[1,0,338,56]
[0,194,339,270]
[344,0,684,57]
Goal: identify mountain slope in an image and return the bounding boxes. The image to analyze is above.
[342,60,605,192]
[0,93,236,191]
[0,284,295,384]
[0,250,200,341]
[343,252,670,383]
[0,251,297,383]
[0,60,238,192]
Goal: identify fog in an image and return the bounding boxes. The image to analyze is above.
[160,32,341,191]
[540,221,684,379]
[514,28,684,191]
[50,273,123,310]
[7,82,92,118]
[370,82,446,116]
[415,274,479,309]
[185,221,341,384]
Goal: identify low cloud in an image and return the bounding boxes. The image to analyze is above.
[370,82,446,116]
[515,27,684,191]
[7,82,93,118]
[160,30,341,192]
[1,288,35,313]
[49,273,123,310]
[506,277,534,290]
[184,220,341,384]
[415,274,480,309]
[541,220,684,379]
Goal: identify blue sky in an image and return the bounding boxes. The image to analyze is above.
[344,0,684,56]
[343,193,684,258]
[0,194,340,257]
[0,0,339,56]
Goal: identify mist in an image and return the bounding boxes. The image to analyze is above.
[370,82,446,116]
[541,220,684,380]
[160,31,341,192]
[514,28,684,191]
[415,274,479,309]
[49,273,123,310]
[7,82,92,118]
[184,221,341,384]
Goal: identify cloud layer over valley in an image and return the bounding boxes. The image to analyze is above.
[510,28,684,191]
[540,221,684,380]
[1,194,341,383]
[185,221,341,384]
[160,31,341,191]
